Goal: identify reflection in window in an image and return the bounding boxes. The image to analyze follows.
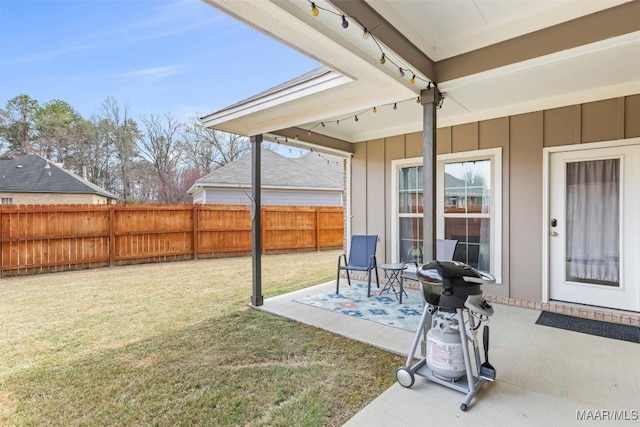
[398,165,423,263]
[444,160,491,271]
[395,152,499,277]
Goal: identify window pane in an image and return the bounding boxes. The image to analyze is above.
[445,217,490,271]
[444,160,491,214]
[399,166,423,214]
[565,159,619,286]
[399,217,423,264]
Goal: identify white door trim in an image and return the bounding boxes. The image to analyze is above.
[542,137,640,304]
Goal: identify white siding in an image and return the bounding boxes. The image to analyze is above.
[203,188,342,206]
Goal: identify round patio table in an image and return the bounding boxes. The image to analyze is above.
[379,263,408,303]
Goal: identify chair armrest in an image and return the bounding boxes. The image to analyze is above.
[369,255,377,269]
[338,253,347,267]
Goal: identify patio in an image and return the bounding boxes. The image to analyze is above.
[255,280,640,426]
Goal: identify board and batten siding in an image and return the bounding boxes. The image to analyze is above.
[349,94,640,303]
[203,188,342,207]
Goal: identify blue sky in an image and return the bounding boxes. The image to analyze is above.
[0,0,320,122]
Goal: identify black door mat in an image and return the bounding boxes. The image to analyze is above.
[535,311,640,343]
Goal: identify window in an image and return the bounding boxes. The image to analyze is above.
[1,197,13,205]
[442,159,491,270]
[397,164,423,264]
[391,148,501,282]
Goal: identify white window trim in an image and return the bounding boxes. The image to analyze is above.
[541,137,640,303]
[391,148,502,283]
[391,157,423,264]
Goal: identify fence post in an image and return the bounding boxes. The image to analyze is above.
[261,207,266,255]
[192,205,198,260]
[316,208,320,251]
[109,205,115,267]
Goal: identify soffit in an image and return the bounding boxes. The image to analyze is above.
[201,0,640,143]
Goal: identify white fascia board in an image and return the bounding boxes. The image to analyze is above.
[201,72,352,127]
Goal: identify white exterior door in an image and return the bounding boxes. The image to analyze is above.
[549,142,640,312]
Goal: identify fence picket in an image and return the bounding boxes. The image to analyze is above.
[0,204,344,276]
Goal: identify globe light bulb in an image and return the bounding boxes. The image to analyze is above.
[311,3,319,16]
[341,15,349,29]
[362,28,369,39]
[393,103,397,110]
[372,107,377,113]
[399,68,405,78]
[379,53,386,64]
[410,75,416,85]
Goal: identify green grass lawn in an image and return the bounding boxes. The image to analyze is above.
[0,251,403,426]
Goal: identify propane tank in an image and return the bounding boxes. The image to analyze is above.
[426,312,465,380]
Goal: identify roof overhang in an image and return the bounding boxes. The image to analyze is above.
[200,0,640,144]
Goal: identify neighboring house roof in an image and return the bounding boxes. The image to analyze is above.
[191,148,344,191]
[0,154,117,199]
[444,173,486,197]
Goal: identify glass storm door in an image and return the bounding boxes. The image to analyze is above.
[549,144,640,311]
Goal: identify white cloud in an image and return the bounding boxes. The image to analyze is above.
[114,64,188,81]
[120,0,226,42]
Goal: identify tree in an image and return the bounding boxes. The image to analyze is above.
[33,99,83,162]
[139,113,184,202]
[182,116,250,172]
[0,94,40,158]
[96,97,140,203]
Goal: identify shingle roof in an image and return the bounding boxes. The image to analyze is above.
[0,154,117,198]
[195,148,344,189]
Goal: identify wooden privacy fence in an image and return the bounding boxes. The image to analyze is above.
[0,204,344,277]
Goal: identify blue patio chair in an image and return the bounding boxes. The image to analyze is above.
[398,239,458,303]
[336,235,380,297]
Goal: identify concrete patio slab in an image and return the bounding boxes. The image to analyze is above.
[254,281,640,426]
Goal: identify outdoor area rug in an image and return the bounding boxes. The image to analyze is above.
[536,311,640,343]
[293,282,424,332]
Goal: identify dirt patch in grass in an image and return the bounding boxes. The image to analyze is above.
[0,251,403,426]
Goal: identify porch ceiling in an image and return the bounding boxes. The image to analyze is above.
[201,0,640,146]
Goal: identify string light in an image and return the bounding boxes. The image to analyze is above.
[297,0,445,134]
[303,97,424,136]
[303,0,438,93]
